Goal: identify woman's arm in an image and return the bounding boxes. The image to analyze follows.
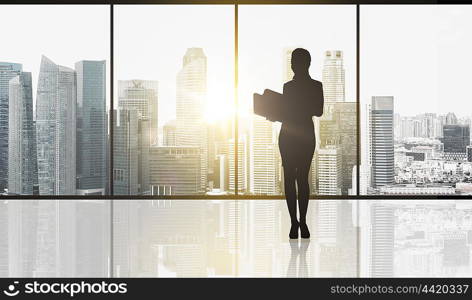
[313,82,324,117]
[280,83,291,122]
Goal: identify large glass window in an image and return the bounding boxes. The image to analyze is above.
[3,2,472,279]
[238,5,357,196]
[113,5,235,196]
[0,5,110,196]
[361,5,472,195]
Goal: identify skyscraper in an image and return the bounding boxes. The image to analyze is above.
[163,120,177,146]
[0,200,8,276]
[445,112,458,125]
[0,62,22,193]
[7,200,38,277]
[75,60,107,195]
[149,146,201,195]
[442,124,470,161]
[36,56,76,195]
[112,200,141,277]
[422,113,436,138]
[176,48,208,192]
[118,79,158,145]
[138,118,150,195]
[283,47,295,82]
[315,200,356,271]
[322,50,345,103]
[251,116,278,195]
[75,200,110,277]
[229,136,248,194]
[370,202,394,277]
[29,200,109,277]
[8,72,38,195]
[34,200,76,277]
[113,106,150,195]
[335,103,357,193]
[317,145,342,195]
[113,109,139,195]
[319,102,357,194]
[248,200,279,275]
[214,154,228,192]
[370,96,394,188]
[467,145,472,162]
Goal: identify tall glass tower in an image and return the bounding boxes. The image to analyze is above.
[8,72,38,195]
[251,116,278,195]
[76,60,107,195]
[36,56,76,195]
[370,202,394,277]
[0,62,22,193]
[370,96,394,188]
[322,50,345,103]
[176,48,208,192]
[118,79,158,145]
[113,109,139,195]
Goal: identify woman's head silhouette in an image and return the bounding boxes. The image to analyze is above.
[291,48,311,76]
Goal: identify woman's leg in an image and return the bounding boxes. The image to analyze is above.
[283,165,298,224]
[296,165,310,224]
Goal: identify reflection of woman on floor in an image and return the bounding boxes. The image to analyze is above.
[279,48,324,239]
[287,240,310,277]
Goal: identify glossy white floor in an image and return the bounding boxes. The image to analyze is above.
[2,200,472,277]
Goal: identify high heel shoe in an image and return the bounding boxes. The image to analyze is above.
[289,221,299,239]
[300,222,310,239]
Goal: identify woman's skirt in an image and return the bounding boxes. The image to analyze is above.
[278,124,316,170]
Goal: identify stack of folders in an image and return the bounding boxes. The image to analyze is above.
[253,89,285,122]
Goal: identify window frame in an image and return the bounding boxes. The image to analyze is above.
[2,2,469,200]
[2,0,469,280]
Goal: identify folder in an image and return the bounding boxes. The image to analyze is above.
[253,89,285,122]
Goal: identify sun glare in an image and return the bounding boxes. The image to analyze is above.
[204,88,234,124]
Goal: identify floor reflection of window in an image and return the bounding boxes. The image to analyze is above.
[2,200,110,277]
[359,200,472,277]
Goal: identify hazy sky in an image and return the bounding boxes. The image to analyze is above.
[0,5,110,108]
[239,5,357,118]
[4,5,468,125]
[115,5,356,127]
[114,5,235,126]
[361,5,472,117]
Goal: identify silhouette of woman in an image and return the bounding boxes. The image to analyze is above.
[279,48,324,239]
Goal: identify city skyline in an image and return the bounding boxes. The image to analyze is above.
[363,98,472,195]
[7,55,472,197]
[1,44,357,196]
[360,6,472,195]
[112,41,357,196]
[3,5,472,196]
[3,3,472,281]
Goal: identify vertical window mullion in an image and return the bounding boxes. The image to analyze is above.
[234,4,239,197]
[356,4,361,278]
[234,3,239,277]
[109,3,114,279]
